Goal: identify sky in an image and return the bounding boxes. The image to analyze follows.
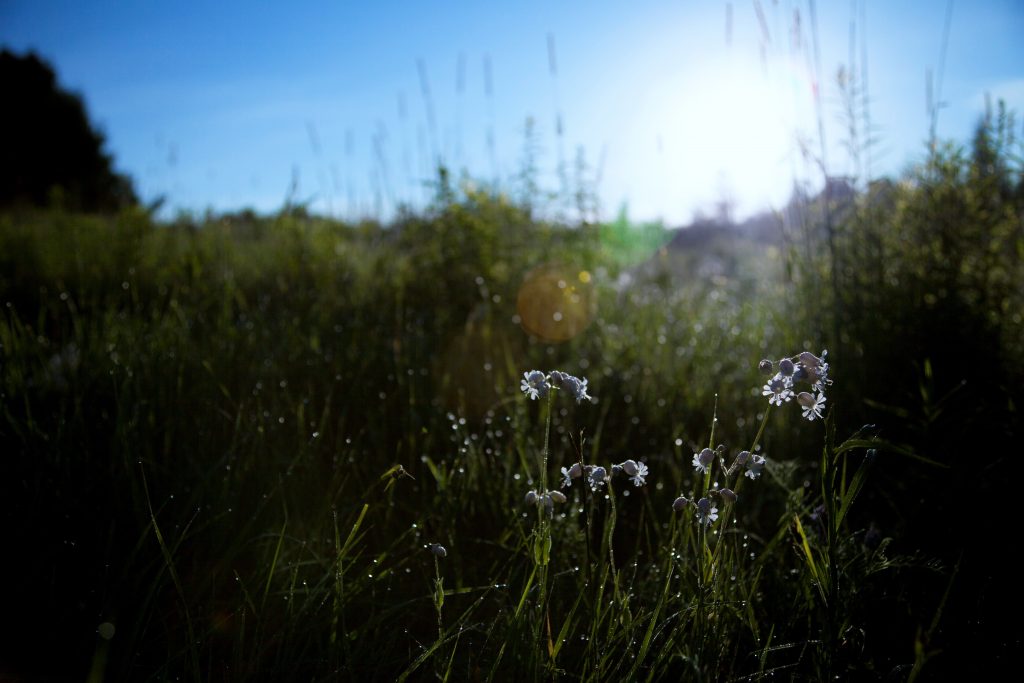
[2,0,1022,224]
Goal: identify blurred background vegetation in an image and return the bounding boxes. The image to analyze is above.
[1,47,1022,680]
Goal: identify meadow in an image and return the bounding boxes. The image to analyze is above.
[1,108,1022,681]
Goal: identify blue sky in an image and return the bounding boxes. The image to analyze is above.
[2,0,1022,223]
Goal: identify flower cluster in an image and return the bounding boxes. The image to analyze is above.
[524,488,567,516]
[675,445,767,526]
[691,445,766,480]
[517,355,833,533]
[759,350,832,421]
[673,486,742,525]
[673,496,725,526]
[559,459,650,491]
[520,370,592,403]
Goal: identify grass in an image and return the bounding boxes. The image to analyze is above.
[1,109,1022,680]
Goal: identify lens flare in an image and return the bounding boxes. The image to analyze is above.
[516,264,595,343]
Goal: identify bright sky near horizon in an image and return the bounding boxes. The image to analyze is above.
[2,1,1022,224]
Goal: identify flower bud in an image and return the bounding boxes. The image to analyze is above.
[734,450,751,466]
[428,543,447,558]
[619,459,639,476]
[758,359,774,375]
[796,391,816,408]
[525,490,538,505]
[548,490,567,504]
[719,488,738,503]
[778,358,795,376]
[672,496,690,511]
[799,351,822,368]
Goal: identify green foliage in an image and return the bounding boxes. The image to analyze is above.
[2,113,1019,679]
[794,103,1023,432]
[784,102,1023,678]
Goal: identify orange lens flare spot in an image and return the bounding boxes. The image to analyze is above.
[516,263,596,343]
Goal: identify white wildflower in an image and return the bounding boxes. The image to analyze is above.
[762,375,794,406]
[810,364,832,393]
[692,447,714,474]
[619,460,648,487]
[561,373,591,403]
[695,497,719,526]
[546,370,592,403]
[728,450,751,476]
[745,454,766,480]
[560,462,583,488]
[588,466,608,491]
[520,370,549,400]
[797,391,827,421]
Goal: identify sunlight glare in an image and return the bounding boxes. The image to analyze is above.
[614,54,816,222]
[688,58,813,209]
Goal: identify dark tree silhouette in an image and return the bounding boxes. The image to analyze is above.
[1,49,137,212]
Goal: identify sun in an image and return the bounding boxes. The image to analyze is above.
[611,53,817,222]
[695,58,814,192]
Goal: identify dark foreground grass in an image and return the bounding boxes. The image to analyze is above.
[1,124,1022,680]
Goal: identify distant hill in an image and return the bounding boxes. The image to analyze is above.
[634,178,870,284]
[667,178,862,251]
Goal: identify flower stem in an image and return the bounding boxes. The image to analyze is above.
[433,555,444,643]
[541,391,553,493]
[606,480,620,602]
[712,404,775,586]
[536,391,554,664]
[729,404,773,493]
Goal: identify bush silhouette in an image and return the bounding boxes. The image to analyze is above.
[0,49,137,212]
